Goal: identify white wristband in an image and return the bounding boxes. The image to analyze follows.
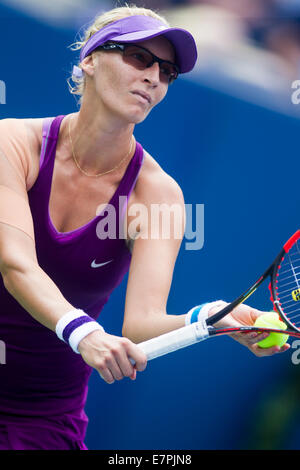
[55,309,87,340]
[55,309,105,354]
[185,301,224,325]
[69,321,104,354]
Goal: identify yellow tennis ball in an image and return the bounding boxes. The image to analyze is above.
[254,312,289,349]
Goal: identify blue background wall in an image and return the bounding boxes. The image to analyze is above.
[2,4,300,450]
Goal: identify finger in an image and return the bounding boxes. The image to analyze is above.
[97,355,124,383]
[251,344,275,357]
[98,368,115,384]
[251,343,289,357]
[126,344,147,372]
[230,331,270,347]
[130,368,137,381]
[106,355,126,381]
[109,339,140,378]
[250,332,271,345]
[249,308,266,324]
[113,350,136,379]
[267,343,290,354]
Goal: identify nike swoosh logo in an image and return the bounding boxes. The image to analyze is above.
[91,259,113,268]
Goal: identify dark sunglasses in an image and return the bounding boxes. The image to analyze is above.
[95,42,179,84]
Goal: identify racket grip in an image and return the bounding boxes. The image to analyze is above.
[130,321,209,365]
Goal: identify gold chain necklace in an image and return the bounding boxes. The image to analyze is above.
[68,116,135,178]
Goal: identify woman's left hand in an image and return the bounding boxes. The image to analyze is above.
[208,302,290,357]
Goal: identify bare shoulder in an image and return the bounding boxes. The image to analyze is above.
[23,117,51,189]
[0,116,45,150]
[23,117,46,154]
[134,149,185,205]
[2,118,52,188]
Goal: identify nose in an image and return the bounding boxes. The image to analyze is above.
[143,61,160,85]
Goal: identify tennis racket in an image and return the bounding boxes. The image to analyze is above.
[134,230,300,362]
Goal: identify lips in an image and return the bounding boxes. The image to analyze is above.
[131,90,151,104]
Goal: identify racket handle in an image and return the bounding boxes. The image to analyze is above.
[130,321,209,364]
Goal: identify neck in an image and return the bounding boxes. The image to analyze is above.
[65,103,135,176]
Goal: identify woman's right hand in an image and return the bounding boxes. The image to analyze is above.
[77,330,147,384]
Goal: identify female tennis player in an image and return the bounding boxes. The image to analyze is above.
[0,5,289,450]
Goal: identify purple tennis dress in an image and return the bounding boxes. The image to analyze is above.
[0,115,145,450]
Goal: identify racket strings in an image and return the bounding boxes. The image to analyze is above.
[275,240,300,328]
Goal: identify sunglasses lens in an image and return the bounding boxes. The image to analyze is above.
[123,46,153,69]
[160,63,178,84]
[123,46,178,84]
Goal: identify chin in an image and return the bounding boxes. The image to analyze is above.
[132,115,148,124]
[126,107,152,124]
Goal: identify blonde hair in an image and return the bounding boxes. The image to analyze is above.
[67,4,169,106]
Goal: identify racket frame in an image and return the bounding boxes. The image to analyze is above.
[206,230,300,331]
[133,230,300,363]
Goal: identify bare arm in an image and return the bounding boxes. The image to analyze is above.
[2,227,75,331]
[123,172,187,343]
[121,167,284,359]
[0,142,75,330]
[0,125,146,383]
[1,216,146,383]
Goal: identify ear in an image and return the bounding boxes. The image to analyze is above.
[81,53,97,77]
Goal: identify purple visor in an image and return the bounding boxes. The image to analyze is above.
[72,15,197,79]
